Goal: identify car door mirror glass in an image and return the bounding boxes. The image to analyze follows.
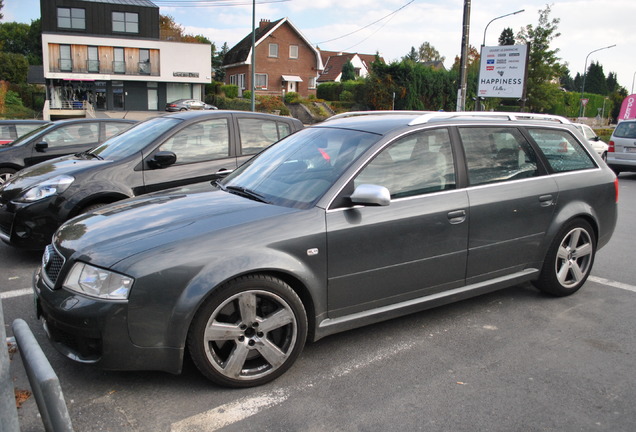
[350,184,391,206]
[35,141,48,151]
[150,151,177,168]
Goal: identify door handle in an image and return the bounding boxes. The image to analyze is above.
[539,194,554,207]
[447,209,467,224]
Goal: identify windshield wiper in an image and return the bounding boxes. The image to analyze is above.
[225,185,269,203]
[76,150,102,160]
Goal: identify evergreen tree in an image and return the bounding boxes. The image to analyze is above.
[341,60,356,81]
[402,46,418,63]
[584,61,607,95]
[606,72,618,93]
[516,5,566,112]
[498,28,515,46]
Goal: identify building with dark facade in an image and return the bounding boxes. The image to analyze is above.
[40,0,211,117]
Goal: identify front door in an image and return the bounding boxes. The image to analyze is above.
[326,128,469,317]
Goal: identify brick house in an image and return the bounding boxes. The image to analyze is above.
[40,0,211,117]
[317,51,380,83]
[223,18,323,98]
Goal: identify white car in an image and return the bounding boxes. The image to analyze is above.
[574,123,608,160]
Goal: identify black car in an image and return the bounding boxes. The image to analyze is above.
[0,118,135,185]
[0,110,302,249]
[0,120,49,145]
[33,112,617,388]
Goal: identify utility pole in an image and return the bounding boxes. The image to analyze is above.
[456,0,471,111]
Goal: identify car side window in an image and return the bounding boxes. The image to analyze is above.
[354,128,455,198]
[104,122,131,139]
[459,127,540,186]
[0,125,15,141]
[43,123,99,147]
[238,118,285,155]
[527,128,595,172]
[159,118,229,165]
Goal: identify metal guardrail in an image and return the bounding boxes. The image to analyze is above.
[1,298,20,432]
[11,318,74,432]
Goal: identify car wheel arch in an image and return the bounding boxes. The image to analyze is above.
[70,192,131,218]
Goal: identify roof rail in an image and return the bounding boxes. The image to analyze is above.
[408,111,572,126]
[325,110,435,122]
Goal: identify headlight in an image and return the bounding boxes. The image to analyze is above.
[16,175,74,203]
[64,262,134,300]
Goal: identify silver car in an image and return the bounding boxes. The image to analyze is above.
[607,119,636,174]
[165,99,217,112]
[34,111,617,388]
[573,123,608,160]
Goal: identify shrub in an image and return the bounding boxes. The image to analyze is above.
[242,90,252,101]
[284,91,299,103]
[220,85,238,99]
[339,90,354,102]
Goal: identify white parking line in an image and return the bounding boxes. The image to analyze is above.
[588,276,636,293]
[0,288,32,300]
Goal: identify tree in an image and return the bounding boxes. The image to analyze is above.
[0,51,29,83]
[559,67,575,92]
[341,60,356,81]
[213,42,229,81]
[0,0,3,21]
[606,72,619,94]
[0,19,42,64]
[516,5,566,112]
[498,28,515,46]
[402,46,418,63]
[418,42,445,63]
[584,61,607,95]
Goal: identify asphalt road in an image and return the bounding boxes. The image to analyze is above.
[3,174,636,432]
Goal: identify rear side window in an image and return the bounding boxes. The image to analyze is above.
[104,122,131,139]
[613,121,636,138]
[0,125,15,141]
[528,129,595,172]
[459,127,540,186]
[238,118,290,155]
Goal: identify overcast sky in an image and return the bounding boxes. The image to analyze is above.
[4,0,636,92]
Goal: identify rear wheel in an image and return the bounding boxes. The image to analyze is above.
[188,275,307,387]
[533,219,596,297]
[0,167,17,186]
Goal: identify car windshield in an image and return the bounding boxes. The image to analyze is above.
[221,127,381,209]
[90,117,182,160]
[5,123,54,146]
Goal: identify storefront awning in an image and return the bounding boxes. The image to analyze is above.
[281,75,303,82]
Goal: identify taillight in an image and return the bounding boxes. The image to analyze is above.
[615,177,619,203]
[608,140,615,153]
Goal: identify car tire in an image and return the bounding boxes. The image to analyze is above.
[533,219,596,297]
[0,167,17,185]
[80,203,108,214]
[179,108,187,111]
[187,274,307,388]
[601,151,607,162]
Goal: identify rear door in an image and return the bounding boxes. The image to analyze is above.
[141,114,238,193]
[25,122,101,166]
[235,115,298,165]
[458,126,558,284]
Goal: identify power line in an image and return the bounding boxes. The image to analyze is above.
[315,0,414,45]
[153,0,290,7]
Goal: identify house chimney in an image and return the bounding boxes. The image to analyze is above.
[259,19,271,29]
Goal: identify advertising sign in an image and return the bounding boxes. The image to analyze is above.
[618,94,636,120]
[477,44,528,98]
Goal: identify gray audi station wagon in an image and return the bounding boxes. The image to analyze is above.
[34,112,618,388]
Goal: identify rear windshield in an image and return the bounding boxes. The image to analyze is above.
[613,121,636,139]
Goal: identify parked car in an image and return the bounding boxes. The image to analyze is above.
[32,112,617,388]
[573,123,608,160]
[0,110,302,249]
[606,118,636,174]
[0,120,49,145]
[0,118,135,185]
[165,99,217,112]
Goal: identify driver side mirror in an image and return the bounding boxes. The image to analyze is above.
[35,142,48,152]
[149,151,177,168]
[350,184,391,206]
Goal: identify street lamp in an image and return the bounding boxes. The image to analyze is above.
[631,70,636,95]
[482,9,524,47]
[579,44,616,117]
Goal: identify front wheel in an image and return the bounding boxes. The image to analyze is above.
[188,275,307,387]
[0,167,17,186]
[533,219,596,297]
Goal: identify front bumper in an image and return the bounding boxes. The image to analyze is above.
[0,198,64,249]
[33,267,184,373]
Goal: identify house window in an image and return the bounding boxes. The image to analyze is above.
[309,77,317,89]
[269,43,279,58]
[113,12,139,33]
[139,49,150,75]
[113,47,125,74]
[255,74,268,89]
[238,74,246,90]
[289,45,298,59]
[87,46,99,73]
[229,75,237,85]
[59,45,72,72]
[57,8,85,30]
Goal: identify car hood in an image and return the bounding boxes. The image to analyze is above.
[54,189,299,268]
[1,155,110,201]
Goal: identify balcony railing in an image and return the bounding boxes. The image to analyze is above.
[112,61,126,74]
[87,60,100,73]
[138,61,151,75]
[59,59,73,72]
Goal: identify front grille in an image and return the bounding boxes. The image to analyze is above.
[42,244,65,286]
